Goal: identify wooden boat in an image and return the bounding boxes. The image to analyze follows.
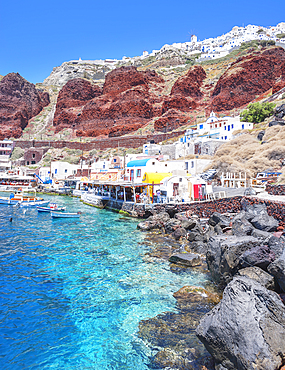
[0,189,49,207]
[51,211,81,218]
[37,203,66,212]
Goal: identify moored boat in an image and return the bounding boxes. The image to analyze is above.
[51,211,81,218]
[37,203,66,212]
[0,189,49,207]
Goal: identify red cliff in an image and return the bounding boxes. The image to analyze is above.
[171,66,206,98]
[0,73,50,139]
[211,47,285,111]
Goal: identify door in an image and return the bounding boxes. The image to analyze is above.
[130,169,134,181]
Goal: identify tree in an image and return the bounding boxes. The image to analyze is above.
[240,102,275,123]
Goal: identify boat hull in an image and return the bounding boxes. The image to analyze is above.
[51,212,80,218]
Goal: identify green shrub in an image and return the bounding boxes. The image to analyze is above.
[240,102,275,123]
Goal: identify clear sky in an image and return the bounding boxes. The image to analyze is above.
[0,0,284,84]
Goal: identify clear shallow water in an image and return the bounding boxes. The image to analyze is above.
[0,196,209,369]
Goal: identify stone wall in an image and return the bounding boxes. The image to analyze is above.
[14,131,184,151]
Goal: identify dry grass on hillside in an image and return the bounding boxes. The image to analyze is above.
[205,127,285,178]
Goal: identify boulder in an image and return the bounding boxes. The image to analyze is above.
[171,227,187,240]
[269,119,285,127]
[257,130,265,141]
[232,218,253,236]
[137,220,160,231]
[196,276,285,370]
[268,250,285,292]
[164,219,182,234]
[275,103,285,119]
[251,228,273,240]
[267,235,285,258]
[239,245,276,270]
[250,214,279,232]
[208,212,231,228]
[244,203,268,221]
[148,211,170,223]
[237,266,275,290]
[206,235,259,285]
[169,253,202,267]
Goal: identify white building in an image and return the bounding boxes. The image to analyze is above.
[196,112,253,141]
[50,161,84,179]
[0,139,14,171]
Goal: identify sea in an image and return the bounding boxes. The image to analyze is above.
[0,195,210,369]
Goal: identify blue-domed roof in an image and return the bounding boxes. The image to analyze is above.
[206,111,218,124]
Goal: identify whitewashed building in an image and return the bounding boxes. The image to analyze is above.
[0,139,13,171]
[196,112,253,141]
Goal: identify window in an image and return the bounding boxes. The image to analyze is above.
[185,162,188,170]
[27,161,29,165]
[65,169,67,173]
[242,124,244,129]
[191,161,194,168]
[31,161,36,164]
[228,125,230,131]
[224,126,226,130]
[165,164,167,167]
[55,169,57,174]
[32,153,35,158]
[137,169,141,177]
[231,124,234,129]
[152,162,155,165]
[225,136,227,140]
[199,124,203,129]
[179,178,182,182]
[103,164,105,169]
[113,158,117,163]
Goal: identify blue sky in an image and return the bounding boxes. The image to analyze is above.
[0,0,284,84]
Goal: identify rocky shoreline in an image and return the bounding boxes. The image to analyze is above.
[137,201,285,369]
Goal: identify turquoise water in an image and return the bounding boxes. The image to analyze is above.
[0,196,209,369]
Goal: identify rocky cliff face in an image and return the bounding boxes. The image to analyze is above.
[171,65,206,98]
[43,60,116,87]
[52,65,205,137]
[211,47,285,111]
[0,73,50,139]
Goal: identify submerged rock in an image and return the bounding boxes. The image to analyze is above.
[196,276,285,370]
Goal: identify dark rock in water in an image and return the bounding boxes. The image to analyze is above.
[232,218,253,236]
[171,227,187,240]
[206,235,259,285]
[257,130,265,141]
[169,253,202,267]
[164,219,182,234]
[137,220,160,231]
[240,245,276,270]
[268,250,285,292]
[196,276,285,370]
[267,235,285,258]
[237,266,275,290]
[250,213,279,232]
[208,212,231,228]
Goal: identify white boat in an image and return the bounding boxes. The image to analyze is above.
[0,189,48,207]
[51,211,81,218]
[37,203,66,212]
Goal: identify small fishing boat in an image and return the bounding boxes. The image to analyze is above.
[0,189,49,207]
[51,211,81,218]
[37,203,66,212]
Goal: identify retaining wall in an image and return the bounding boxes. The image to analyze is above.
[14,131,184,151]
